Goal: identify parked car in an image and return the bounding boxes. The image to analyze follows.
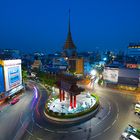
[134,103,140,115]
[123,125,140,140]
[125,125,137,134]
[121,132,140,140]
[10,98,20,105]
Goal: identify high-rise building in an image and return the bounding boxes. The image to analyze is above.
[127,43,140,57]
[126,43,140,69]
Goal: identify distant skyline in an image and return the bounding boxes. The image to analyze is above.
[0,0,140,53]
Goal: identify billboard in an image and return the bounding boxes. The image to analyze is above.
[3,60,22,91]
[103,68,119,83]
[0,66,4,93]
[8,67,21,89]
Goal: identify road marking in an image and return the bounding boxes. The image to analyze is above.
[44,128,55,133]
[116,102,119,113]
[93,100,111,127]
[103,126,111,132]
[90,99,120,139]
[19,113,34,137]
[72,129,82,133]
[107,109,111,116]
[57,131,68,133]
[91,132,102,138]
[112,119,116,126]
[35,123,42,129]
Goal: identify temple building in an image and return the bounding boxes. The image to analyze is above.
[68,57,84,74]
[63,10,77,58]
[62,10,84,74]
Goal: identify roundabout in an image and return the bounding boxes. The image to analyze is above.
[44,93,100,124]
[20,85,120,140]
[2,81,137,140]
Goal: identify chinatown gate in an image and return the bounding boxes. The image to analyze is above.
[56,75,84,109]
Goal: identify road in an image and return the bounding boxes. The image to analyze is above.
[0,82,139,140]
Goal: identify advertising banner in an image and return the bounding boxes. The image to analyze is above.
[103,68,119,83]
[3,60,22,91]
[8,67,20,89]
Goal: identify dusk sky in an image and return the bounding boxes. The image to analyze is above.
[0,0,140,54]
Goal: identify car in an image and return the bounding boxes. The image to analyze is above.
[121,132,140,140]
[10,98,20,105]
[135,103,140,109]
[121,132,129,139]
[125,125,137,134]
[129,135,140,140]
[124,125,140,139]
[135,103,140,114]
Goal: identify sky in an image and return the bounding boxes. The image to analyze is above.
[0,0,140,54]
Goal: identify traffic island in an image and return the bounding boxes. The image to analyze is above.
[44,93,100,125]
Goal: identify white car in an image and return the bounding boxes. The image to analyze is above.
[135,103,140,110]
[121,132,140,140]
[135,103,140,114]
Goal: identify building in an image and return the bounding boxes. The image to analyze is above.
[126,43,140,68]
[127,43,140,57]
[22,53,34,69]
[68,58,84,74]
[45,57,68,74]
[103,65,140,90]
[103,67,119,84]
[118,68,140,89]
[0,49,21,59]
[0,59,23,100]
[63,10,77,58]
[31,60,42,70]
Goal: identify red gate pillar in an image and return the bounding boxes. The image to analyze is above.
[74,95,76,108]
[59,89,62,102]
[63,90,65,101]
[70,95,73,109]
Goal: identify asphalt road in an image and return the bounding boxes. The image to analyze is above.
[0,83,139,140]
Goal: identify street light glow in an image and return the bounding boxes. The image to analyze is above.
[90,69,97,76]
[103,57,107,61]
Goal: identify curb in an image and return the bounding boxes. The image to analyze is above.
[43,105,100,125]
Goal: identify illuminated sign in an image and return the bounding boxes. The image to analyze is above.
[103,68,119,83]
[3,60,22,91]
[128,46,140,49]
[126,64,139,69]
[8,67,20,89]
